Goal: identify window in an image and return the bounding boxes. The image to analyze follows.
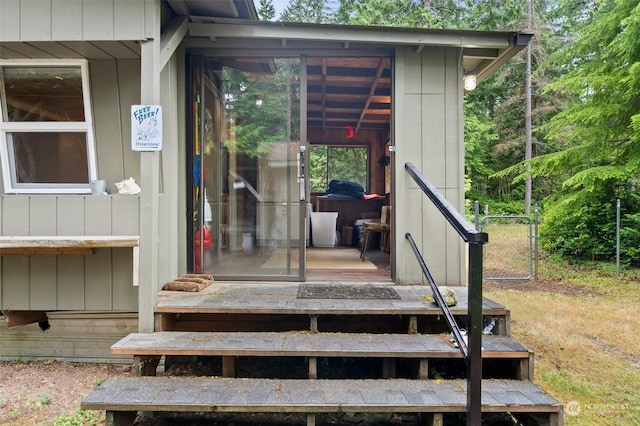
[0,60,96,193]
[309,145,368,193]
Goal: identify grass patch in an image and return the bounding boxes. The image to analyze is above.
[484,224,640,425]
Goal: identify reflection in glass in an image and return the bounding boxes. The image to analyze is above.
[3,67,85,122]
[9,132,89,184]
[197,58,302,278]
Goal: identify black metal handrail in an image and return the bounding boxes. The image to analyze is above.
[404,162,488,426]
[405,233,469,357]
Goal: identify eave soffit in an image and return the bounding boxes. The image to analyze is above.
[181,19,532,83]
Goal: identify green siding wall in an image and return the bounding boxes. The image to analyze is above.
[0,195,140,311]
[394,46,466,287]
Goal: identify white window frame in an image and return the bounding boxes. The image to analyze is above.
[0,59,97,194]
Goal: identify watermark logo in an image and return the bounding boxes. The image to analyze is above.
[565,400,581,416]
[565,400,638,417]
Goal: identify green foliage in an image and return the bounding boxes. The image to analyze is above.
[258,0,276,21]
[527,0,640,261]
[280,0,332,23]
[464,100,498,203]
[224,60,300,157]
[52,409,104,426]
[540,186,640,264]
[336,0,463,28]
[309,146,367,192]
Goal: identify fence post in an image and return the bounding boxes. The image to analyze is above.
[617,199,620,276]
[534,204,539,281]
[474,200,480,229]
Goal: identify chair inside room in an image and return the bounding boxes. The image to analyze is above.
[360,205,391,261]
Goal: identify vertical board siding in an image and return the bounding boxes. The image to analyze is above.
[0,0,20,42]
[82,0,114,40]
[57,255,85,310]
[20,0,51,41]
[112,196,140,235]
[112,248,136,310]
[30,256,57,310]
[444,48,462,189]
[57,196,86,234]
[2,196,30,234]
[0,0,147,42]
[52,0,82,40]
[0,195,139,311]
[118,60,143,180]
[91,59,142,188]
[421,94,446,187]
[85,249,113,310]
[395,46,464,286]
[91,59,124,185]
[2,256,30,308]
[114,0,146,40]
[84,196,113,235]
[29,196,57,235]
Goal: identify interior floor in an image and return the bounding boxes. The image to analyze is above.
[306,246,391,282]
[201,246,390,282]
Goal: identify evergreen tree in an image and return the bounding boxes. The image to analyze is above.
[258,0,277,21]
[280,0,333,23]
[522,0,640,262]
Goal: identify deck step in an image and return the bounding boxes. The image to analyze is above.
[113,331,529,358]
[113,332,533,379]
[155,284,511,335]
[155,284,508,316]
[81,377,562,425]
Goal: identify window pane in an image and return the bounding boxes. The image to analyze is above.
[310,146,367,192]
[327,147,367,189]
[2,67,85,122]
[10,132,89,184]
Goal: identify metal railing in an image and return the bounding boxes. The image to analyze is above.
[404,162,488,426]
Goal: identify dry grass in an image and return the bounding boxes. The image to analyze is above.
[484,224,640,425]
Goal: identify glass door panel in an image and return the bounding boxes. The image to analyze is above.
[198,58,304,279]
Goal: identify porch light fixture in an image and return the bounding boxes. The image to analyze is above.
[464,74,477,91]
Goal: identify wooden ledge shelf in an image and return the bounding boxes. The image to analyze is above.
[0,235,140,285]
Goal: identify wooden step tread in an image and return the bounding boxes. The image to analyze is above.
[81,377,561,414]
[112,332,529,359]
[155,283,508,316]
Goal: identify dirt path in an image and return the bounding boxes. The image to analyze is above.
[0,361,130,425]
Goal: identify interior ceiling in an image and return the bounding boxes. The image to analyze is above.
[306,57,391,132]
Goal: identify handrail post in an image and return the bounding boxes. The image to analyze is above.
[467,241,483,426]
[404,162,486,424]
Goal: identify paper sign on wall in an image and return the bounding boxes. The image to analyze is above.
[131,105,162,151]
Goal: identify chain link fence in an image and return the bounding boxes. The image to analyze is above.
[475,199,640,279]
[475,204,538,281]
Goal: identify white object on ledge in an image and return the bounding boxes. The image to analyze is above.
[115,177,141,195]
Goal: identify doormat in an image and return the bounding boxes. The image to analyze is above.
[297,284,400,300]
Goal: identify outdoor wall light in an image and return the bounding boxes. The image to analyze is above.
[464,74,477,91]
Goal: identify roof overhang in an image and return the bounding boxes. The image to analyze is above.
[183,19,532,85]
[166,0,258,20]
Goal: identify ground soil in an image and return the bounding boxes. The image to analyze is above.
[0,361,131,425]
[484,276,604,297]
[0,277,584,426]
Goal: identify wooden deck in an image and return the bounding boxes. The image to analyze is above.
[155,282,507,316]
[80,281,562,425]
[155,282,511,336]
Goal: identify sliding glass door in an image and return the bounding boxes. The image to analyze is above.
[189,56,306,280]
